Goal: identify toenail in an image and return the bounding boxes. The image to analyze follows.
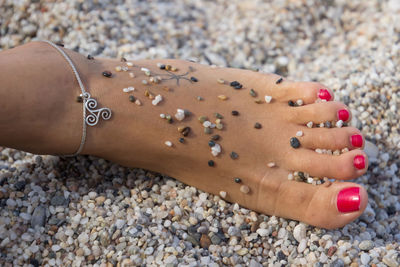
[351,135,363,148]
[353,155,365,169]
[337,187,360,213]
[337,109,350,121]
[318,89,332,101]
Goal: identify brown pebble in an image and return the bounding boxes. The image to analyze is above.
[254,122,262,129]
[327,246,337,257]
[200,234,211,249]
[218,95,228,101]
[254,99,264,104]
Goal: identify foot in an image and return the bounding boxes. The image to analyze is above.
[1,42,369,229]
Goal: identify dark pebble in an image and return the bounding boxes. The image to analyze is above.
[298,172,305,180]
[129,95,136,102]
[211,135,220,141]
[208,160,215,167]
[330,259,345,267]
[31,206,46,228]
[120,57,127,62]
[102,71,112,78]
[288,100,295,106]
[211,234,222,245]
[179,137,185,143]
[254,122,262,129]
[76,96,83,103]
[160,64,166,70]
[50,195,68,206]
[30,259,40,267]
[230,151,238,159]
[325,121,332,128]
[249,89,257,97]
[14,181,26,191]
[208,141,215,147]
[276,77,284,84]
[290,137,300,148]
[55,42,64,47]
[231,110,239,116]
[214,113,223,119]
[182,127,191,137]
[233,84,242,89]
[87,54,94,60]
[234,177,241,183]
[230,81,240,87]
[190,77,198,82]
[277,250,287,261]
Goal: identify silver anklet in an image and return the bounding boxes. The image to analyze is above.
[42,40,112,156]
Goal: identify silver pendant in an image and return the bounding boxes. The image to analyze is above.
[83,92,112,126]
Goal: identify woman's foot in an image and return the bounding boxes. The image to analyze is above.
[0,42,368,229]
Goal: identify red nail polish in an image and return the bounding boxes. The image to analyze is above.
[318,89,332,101]
[338,109,350,121]
[337,187,360,213]
[351,135,363,148]
[353,155,365,169]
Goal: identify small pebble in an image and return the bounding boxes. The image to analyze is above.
[336,120,344,128]
[152,94,162,105]
[307,121,313,128]
[126,62,133,67]
[217,78,225,84]
[197,96,204,101]
[198,116,207,123]
[211,135,220,141]
[219,191,227,198]
[160,113,166,119]
[218,95,228,100]
[204,127,212,134]
[102,70,112,78]
[142,79,148,85]
[135,99,142,106]
[115,66,122,72]
[214,113,223,119]
[288,100,295,106]
[296,131,303,137]
[216,123,223,130]
[87,54,94,60]
[254,122,262,129]
[234,177,241,183]
[240,185,250,194]
[265,95,272,103]
[276,77,283,84]
[208,160,215,167]
[208,141,215,147]
[290,137,301,148]
[254,99,264,104]
[129,95,135,102]
[76,95,83,103]
[190,76,198,82]
[165,141,172,147]
[179,137,184,143]
[181,127,191,137]
[249,89,257,97]
[267,162,276,168]
[129,72,135,78]
[325,121,332,128]
[230,151,238,159]
[296,99,303,106]
[231,110,239,116]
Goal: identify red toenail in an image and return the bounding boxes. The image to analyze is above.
[351,135,363,148]
[318,89,332,101]
[337,109,350,121]
[337,187,360,213]
[353,155,365,169]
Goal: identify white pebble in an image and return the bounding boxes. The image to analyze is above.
[126,62,133,67]
[174,109,185,121]
[293,224,306,242]
[160,113,166,119]
[165,141,172,147]
[307,121,313,128]
[135,99,142,106]
[129,73,135,78]
[141,67,150,72]
[142,80,148,85]
[264,95,272,103]
[267,162,276,168]
[203,121,212,128]
[219,191,227,198]
[51,245,61,252]
[336,120,343,128]
[288,173,294,180]
[211,144,221,156]
[296,99,303,106]
[152,95,162,105]
[296,131,303,137]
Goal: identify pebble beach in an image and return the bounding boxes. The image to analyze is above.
[0,0,399,266]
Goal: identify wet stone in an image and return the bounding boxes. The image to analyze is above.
[290,137,301,148]
[208,160,215,167]
[254,122,262,129]
[234,177,241,183]
[179,137,185,143]
[190,76,198,82]
[182,127,191,137]
[230,151,238,159]
[208,141,216,147]
[231,110,239,116]
[102,70,112,78]
[159,64,166,69]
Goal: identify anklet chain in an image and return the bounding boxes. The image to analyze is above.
[42,40,112,156]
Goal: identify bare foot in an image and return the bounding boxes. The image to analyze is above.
[0,42,368,229]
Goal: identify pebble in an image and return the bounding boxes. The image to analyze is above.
[31,206,46,228]
[218,95,228,101]
[240,185,250,194]
[336,120,344,128]
[296,131,303,137]
[264,95,272,103]
[219,191,226,198]
[359,240,374,251]
[293,224,306,242]
[290,137,301,148]
[267,162,276,168]
[254,122,262,129]
[152,94,162,105]
[307,121,313,128]
[165,141,172,147]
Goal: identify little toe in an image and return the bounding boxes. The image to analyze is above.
[279,81,334,105]
[267,179,368,229]
[290,149,368,180]
[288,101,351,125]
[300,127,364,151]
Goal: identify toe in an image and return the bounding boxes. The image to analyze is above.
[278,81,334,104]
[300,127,364,151]
[288,101,351,125]
[290,149,368,180]
[267,179,368,229]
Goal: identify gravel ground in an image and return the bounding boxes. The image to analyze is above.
[0,0,399,266]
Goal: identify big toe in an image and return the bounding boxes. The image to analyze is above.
[260,178,368,229]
